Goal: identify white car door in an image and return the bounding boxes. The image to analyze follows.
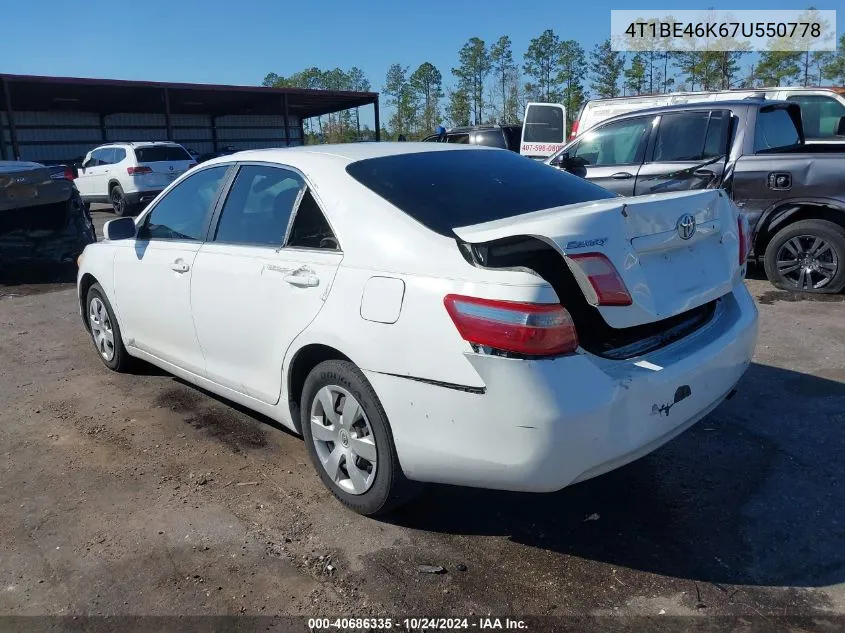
[112,165,232,375]
[75,148,112,199]
[190,163,342,404]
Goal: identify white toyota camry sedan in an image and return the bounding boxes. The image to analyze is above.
[77,142,758,516]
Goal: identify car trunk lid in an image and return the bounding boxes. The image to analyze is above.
[133,145,195,188]
[453,189,741,329]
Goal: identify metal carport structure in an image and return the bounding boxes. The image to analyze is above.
[0,74,380,163]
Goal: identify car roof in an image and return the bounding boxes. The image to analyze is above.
[202,141,495,167]
[96,141,184,148]
[595,98,790,121]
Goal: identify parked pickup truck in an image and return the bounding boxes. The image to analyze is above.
[547,99,845,293]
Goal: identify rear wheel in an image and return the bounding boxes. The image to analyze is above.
[109,184,135,217]
[300,360,419,516]
[764,219,845,293]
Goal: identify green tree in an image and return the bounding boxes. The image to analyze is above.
[624,53,647,95]
[490,36,516,123]
[523,29,564,101]
[452,38,491,124]
[448,86,471,127]
[409,62,443,135]
[589,39,623,98]
[812,51,835,84]
[558,40,586,127]
[383,64,415,137]
[822,35,845,82]
[756,51,801,86]
[347,66,370,140]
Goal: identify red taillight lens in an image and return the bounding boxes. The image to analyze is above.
[63,167,75,180]
[569,120,579,140]
[568,253,633,306]
[127,166,152,175]
[738,215,751,266]
[444,294,578,356]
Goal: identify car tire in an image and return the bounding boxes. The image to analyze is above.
[109,184,134,217]
[86,283,133,372]
[763,219,845,293]
[300,360,419,516]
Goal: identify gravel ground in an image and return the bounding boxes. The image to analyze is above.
[1,210,843,621]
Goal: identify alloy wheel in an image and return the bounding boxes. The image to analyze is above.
[776,234,839,290]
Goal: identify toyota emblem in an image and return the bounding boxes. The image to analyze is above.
[676,214,696,240]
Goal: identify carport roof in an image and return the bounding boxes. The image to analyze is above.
[0,73,378,118]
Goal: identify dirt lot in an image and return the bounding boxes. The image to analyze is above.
[1,210,844,621]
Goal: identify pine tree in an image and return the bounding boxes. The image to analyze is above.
[589,39,623,98]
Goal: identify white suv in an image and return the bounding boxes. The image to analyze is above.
[75,142,196,216]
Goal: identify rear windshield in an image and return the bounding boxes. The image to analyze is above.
[135,146,192,163]
[345,149,616,236]
[523,105,565,143]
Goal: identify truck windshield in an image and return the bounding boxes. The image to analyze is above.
[754,108,800,153]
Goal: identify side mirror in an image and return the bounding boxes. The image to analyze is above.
[549,153,567,167]
[836,116,845,137]
[104,217,136,241]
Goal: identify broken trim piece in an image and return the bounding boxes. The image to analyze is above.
[377,372,486,395]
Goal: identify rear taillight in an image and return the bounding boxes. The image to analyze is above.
[63,167,75,180]
[127,166,152,175]
[569,120,579,140]
[444,294,578,356]
[738,214,751,266]
[568,253,633,306]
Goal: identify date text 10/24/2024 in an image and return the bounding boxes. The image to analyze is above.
[308,617,529,630]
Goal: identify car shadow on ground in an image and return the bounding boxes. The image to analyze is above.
[387,362,845,588]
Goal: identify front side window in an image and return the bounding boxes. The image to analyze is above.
[447,134,470,144]
[138,166,229,241]
[572,117,650,166]
[786,94,845,139]
[214,165,304,246]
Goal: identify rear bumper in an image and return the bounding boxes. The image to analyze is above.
[365,282,759,492]
[125,190,162,207]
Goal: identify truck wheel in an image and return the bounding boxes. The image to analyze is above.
[763,219,845,293]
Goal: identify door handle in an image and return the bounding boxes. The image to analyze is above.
[283,273,319,287]
[170,261,190,273]
[694,168,715,177]
[610,172,633,179]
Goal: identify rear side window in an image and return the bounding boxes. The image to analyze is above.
[345,149,616,236]
[113,148,127,163]
[653,111,728,162]
[135,145,193,163]
[786,94,845,139]
[523,105,565,143]
[447,134,470,144]
[287,190,339,250]
[754,108,800,152]
[471,130,507,149]
[214,165,304,246]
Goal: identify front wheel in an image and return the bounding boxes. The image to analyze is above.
[86,283,133,371]
[763,219,845,293]
[300,360,419,516]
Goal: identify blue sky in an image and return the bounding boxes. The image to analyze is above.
[4,0,843,127]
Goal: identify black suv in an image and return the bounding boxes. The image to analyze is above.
[423,125,522,152]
